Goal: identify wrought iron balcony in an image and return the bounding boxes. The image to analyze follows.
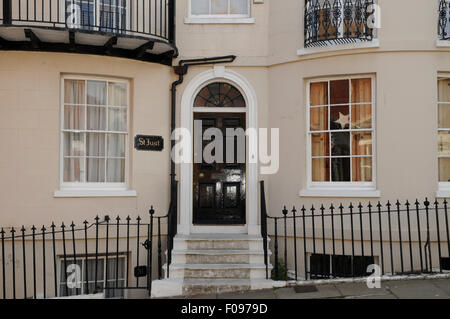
[439,0,450,40]
[304,0,376,48]
[0,0,177,65]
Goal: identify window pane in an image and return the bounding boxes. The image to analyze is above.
[331,157,350,182]
[331,132,350,156]
[87,106,107,130]
[86,133,106,156]
[192,0,210,14]
[211,0,228,14]
[311,133,329,157]
[330,105,349,130]
[108,82,127,107]
[64,158,85,182]
[438,104,450,129]
[439,158,450,182]
[64,80,85,104]
[352,157,372,182]
[87,158,106,182]
[438,131,450,156]
[352,132,372,156]
[106,258,125,280]
[230,0,248,14]
[64,105,85,130]
[312,158,330,182]
[64,132,84,156]
[438,78,450,103]
[87,81,107,105]
[330,80,349,105]
[59,260,83,281]
[107,134,126,157]
[86,259,105,281]
[310,82,328,106]
[108,107,127,132]
[351,78,372,103]
[107,159,125,183]
[310,107,328,131]
[351,104,372,129]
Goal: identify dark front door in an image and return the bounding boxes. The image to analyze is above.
[193,113,246,225]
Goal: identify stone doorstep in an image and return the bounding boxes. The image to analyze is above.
[170,249,270,264]
[151,279,286,298]
[167,263,270,279]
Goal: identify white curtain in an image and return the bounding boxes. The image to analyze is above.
[64,79,126,184]
[192,0,209,14]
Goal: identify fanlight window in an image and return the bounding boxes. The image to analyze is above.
[194,82,246,108]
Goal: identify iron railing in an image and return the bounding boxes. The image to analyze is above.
[0,203,178,299]
[304,0,375,48]
[260,181,450,281]
[0,0,175,43]
[439,0,450,40]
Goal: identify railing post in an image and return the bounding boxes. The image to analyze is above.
[168,0,176,44]
[259,181,269,279]
[282,207,288,281]
[3,0,12,25]
[148,207,154,297]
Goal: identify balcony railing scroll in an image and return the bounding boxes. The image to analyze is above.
[439,0,450,41]
[304,0,376,48]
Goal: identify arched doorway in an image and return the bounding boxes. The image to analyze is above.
[192,82,247,225]
[178,67,259,235]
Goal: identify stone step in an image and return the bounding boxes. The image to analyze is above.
[166,263,270,279]
[170,249,270,264]
[173,234,265,250]
[151,278,286,298]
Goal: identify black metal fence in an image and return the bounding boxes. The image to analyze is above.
[0,204,177,299]
[439,0,449,41]
[304,0,375,48]
[1,0,175,42]
[260,181,450,281]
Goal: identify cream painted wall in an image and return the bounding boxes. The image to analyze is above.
[0,0,449,229]
[0,51,173,227]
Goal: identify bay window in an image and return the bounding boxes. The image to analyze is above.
[305,76,376,195]
[60,76,129,191]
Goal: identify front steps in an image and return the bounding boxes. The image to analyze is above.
[151,234,285,298]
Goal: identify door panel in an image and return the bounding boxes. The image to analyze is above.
[193,113,246,225]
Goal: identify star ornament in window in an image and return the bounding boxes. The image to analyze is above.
[335,112,350,129]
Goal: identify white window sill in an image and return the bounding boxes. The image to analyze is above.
[436,40,450,47]
[184,17,255,24]
[299,188,381,198]
[436,189,450,198]
[297,39,380,56]
[54,189,137,198]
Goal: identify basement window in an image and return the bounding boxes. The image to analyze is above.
[310,253,375,279]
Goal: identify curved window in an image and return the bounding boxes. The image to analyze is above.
[194,82,246,108]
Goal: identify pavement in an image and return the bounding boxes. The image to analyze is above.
[182,278,450,299]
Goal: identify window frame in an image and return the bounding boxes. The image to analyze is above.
[437,74,450,197]
[59,74,131,192]
[67,0,129,33]
[57,254,127,298]
[186,0,253,24]
[304,74,377,194]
